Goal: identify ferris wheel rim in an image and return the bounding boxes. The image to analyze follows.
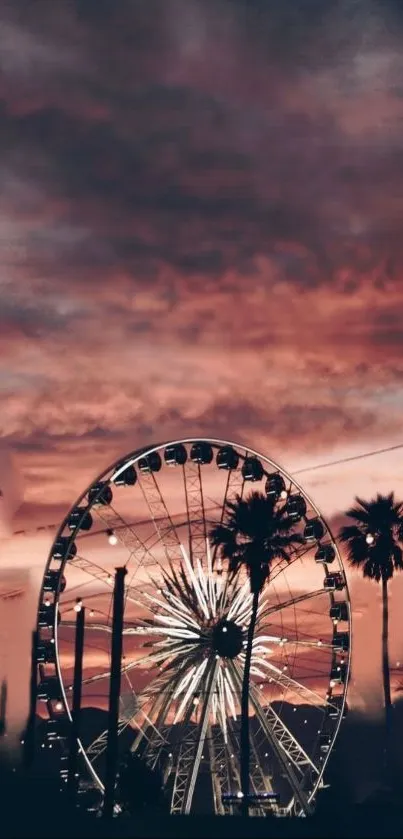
[36,437,352,816]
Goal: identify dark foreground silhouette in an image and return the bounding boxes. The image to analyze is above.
[1,762,403,839]
[3,696,403,838]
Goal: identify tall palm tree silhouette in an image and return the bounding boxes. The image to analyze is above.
[210,491,303,814]
[339,493,403,771]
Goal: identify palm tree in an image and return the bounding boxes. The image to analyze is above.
[210,491,303,815]
[338,493,403,764]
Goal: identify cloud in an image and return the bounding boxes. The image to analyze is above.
[2,0,403,748]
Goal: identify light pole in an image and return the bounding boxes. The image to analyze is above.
[67,603,85,801]
[22,630,38,770]
[103,567,127,819]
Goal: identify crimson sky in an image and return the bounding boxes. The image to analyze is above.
[2,0,403,776]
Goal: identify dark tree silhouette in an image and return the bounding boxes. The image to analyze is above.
[210,491,303,814]
[339,493,403,772]
[116,751,168,816]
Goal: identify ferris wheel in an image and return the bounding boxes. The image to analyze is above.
[35,438,351,817]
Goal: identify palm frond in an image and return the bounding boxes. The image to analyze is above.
[209,490,301,592]
[392,542,403,572]
[354,496,372,512]
[339,524,363,543]
[339,491,403,582]
[343,507,370,526]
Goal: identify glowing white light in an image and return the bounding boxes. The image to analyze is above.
[44,599,51,607]
[55,701,63,711]
[107,530,118,546]
[236,791,244,798]
[280,490,288,500]
[74,599,82,613]
[366,533,375,545]
[222,626,228,633]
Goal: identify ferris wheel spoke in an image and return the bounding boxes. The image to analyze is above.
[86,704,159,765]
[135,655,205,771]
[183,459,208,566]
[60,620,110,634]
[249,686,319,777]
[91,501,158,569]
[247,655,334,709]
[131,675,181,756]
[132,659,208,785]
[86,694,146,764]
[253,632,333,652]
[212,461,246,610]
[259,589,325,623]
[69,553,116,587]
[66,551,155,610]
[230,663,313,815]
[268,544,316,584]
[216,464,246,534]
[88,664,190,766]
[137,470,183,565]
[66,552,136,605]
[170,658,219,815]
[72,645,179,691]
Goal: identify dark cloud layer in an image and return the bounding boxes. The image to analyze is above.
[0,0,403,509]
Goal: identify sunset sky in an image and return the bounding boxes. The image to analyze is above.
[2,0,403,791]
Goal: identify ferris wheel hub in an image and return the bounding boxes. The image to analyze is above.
[211,618,244,659]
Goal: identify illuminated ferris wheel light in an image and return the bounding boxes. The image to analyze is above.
[107,529,118,546]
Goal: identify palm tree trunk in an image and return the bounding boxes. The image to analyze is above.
[240,588,259,817]
[381,576,392,774]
